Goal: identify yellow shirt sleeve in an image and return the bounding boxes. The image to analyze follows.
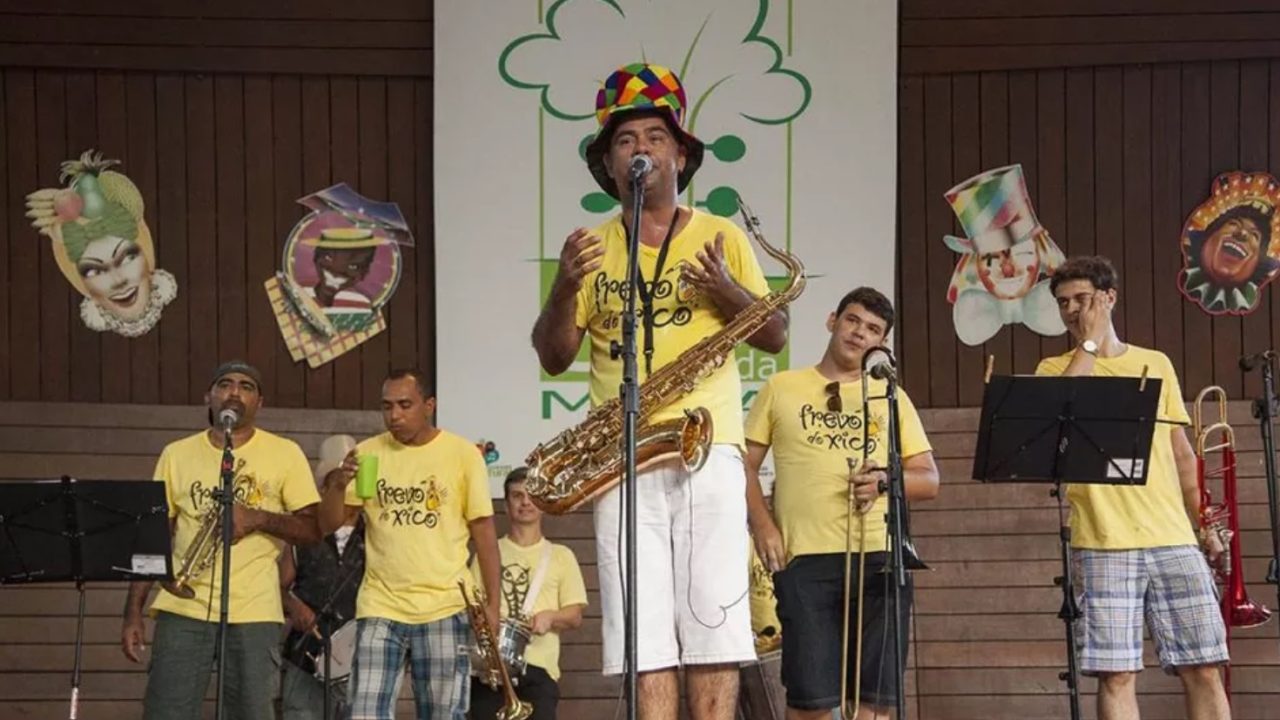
[280,443,321,512]
[462,443,494,522]
[1158,354,1190,425]
[896,389,932,458]
[154,445,177,519]
[556,546,588,608]
[744,377,777,446]
[723,223,770,298]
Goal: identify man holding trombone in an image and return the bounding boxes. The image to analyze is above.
[745,287,940,719]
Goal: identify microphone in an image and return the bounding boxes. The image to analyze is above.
[1240,350,1277,372]
[863,346,897,382]
[217,408,241,431]
[628,154,654,179]
[869,358,896,382]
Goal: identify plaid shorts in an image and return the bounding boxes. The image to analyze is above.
[347,613,471,720]
[1074,545,1228,675]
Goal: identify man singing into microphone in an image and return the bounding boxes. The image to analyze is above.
[120,360,323,720]
[531,62,786,719]
[744,287,939,720]
[1036,256,1230,720]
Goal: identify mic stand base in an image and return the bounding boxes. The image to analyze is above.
[878,375,910,716]
[1051,482,1083,720]
[68,580,86,720]
[1250,367,1280,656]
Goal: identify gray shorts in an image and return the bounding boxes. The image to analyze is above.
[143,611,281,720]
[1074,545,1228,674]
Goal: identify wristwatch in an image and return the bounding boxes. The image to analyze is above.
[1080,339,1099,356]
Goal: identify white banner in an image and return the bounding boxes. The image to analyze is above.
[435,0,898,495]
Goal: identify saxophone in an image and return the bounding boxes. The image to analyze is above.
[526,197,806,514]
[459,581,533,720]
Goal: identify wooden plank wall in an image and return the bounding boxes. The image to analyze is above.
[1,400,1276,719]
[897,1,1280,407]
[0,1,435,410]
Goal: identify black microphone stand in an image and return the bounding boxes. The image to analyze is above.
[862,349,910,714]
[288,555,363,720]
[1246,354,1280,644]
[611,164,646,720]
[214,419,236,720]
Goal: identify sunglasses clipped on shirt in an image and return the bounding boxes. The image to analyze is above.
[824,381,842,413]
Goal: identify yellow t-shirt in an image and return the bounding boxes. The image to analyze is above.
[150,429,319,623]
[469,536,587,681]
[744,367,932,557]
[347,430,493,624]
[574,208,772,447]
[1035,345,1196,550]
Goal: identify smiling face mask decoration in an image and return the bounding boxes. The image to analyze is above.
[1179,172,1280,316]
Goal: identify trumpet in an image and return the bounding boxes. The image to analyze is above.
[459,581,532,720]
[1193,387,1272,698]
[162,499,238,599]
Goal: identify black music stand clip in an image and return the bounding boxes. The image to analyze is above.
[0,476,171,720]
[973,375,1162,720]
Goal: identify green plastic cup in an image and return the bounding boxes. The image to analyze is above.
[356,454,379,499]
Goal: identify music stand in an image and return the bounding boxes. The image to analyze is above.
[0,477,171,720]
[973,375,1161,720]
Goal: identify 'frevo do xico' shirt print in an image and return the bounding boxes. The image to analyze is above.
[375,476,448,528]
[189,458,268,511]
[798,401,886,454]
[590,264,699,333]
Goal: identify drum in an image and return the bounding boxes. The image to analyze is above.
[304,621,358,683]
[496,618,532,678]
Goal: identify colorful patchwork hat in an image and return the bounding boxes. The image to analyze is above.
[943,165,1044,255]
[585,63,705,199]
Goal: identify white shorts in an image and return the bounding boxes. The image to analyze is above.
[594,444,756,674]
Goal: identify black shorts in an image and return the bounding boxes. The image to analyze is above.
[773,552,913,711]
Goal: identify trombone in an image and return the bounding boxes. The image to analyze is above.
[1193,386,1272,699]
[840,456,873,720]
[839,371,929,719]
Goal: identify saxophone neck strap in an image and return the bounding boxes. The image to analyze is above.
[624,206,682,376]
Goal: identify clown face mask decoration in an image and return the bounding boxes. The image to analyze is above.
[1178,172,1280,315]
[943,164,1066,346]
[26,150,177,337]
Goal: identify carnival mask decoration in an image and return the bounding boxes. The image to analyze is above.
[264,183,412,367]
[1178,171,1280,315]
[25,150,177,337]
[942,164,1066,346]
